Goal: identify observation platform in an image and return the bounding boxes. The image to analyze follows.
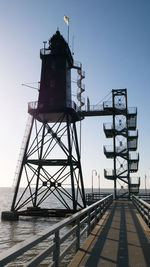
[69,200,150,267]
[28,101,83,123]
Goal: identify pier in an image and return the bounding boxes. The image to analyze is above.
[69,198,150,267]
[1,195,150,266]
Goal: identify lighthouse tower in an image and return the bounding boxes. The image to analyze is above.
[31,30,77,122]
[8,31,86,219]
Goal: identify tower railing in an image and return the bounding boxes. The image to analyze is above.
[130,177,140,185]
[129,162,139,172]
[104,169,115,179]
[104,168,128,177]
[128,139,138,151]
[28,100,81,113]
[79,104,137,116]
[103,123,113,130]
[128,130,138,138]
[40,48,51,56]
[129,152,139,161]
[103,122,126,132]
[127,116,137,130]
[103,101,126,110]
[128,107,137,115]
[81,104,104,112]
[104,145,127,154]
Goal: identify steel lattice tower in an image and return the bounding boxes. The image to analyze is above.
[8,30,86,219]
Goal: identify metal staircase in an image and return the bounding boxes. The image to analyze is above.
[103,89,140,198]
[79,88,140,199]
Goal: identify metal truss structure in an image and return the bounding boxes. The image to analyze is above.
[11,112,86,214]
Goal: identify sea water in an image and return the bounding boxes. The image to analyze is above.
[0,187,112,266]
[0,187,148,266]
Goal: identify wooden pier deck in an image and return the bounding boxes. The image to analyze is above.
[68,200,150,267]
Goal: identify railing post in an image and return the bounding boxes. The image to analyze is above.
[106,198,108,209]
[87,210,91,235]
[141,202,144,218]
[76,218,80,252]
[53,231,60,267]
[107,197,109,207]
[98,202,101,221]
[111,195,113,204]
[110,195,112,205]
[101,201,104,216]
[133,195,134,205]
[94,206,98,226]
[104,199,106,212]
[148,208,150,228]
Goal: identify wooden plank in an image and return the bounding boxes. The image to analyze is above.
[136,213,150,241]
[68,200,150,267]
[67,209,111,267]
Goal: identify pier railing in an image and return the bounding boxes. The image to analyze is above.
[0,194,113,267]
[85,192,110,205]
[132,195,150,227]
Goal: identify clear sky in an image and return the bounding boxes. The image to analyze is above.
[0,0,150,189]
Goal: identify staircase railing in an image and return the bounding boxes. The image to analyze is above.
[12,115,33,188]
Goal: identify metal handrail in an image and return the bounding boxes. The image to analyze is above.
[128,107,137,115]
[129,153,139,161]
[28,100,80,113]
[104,145,127,153]
[128,130,138,137]
[132,195,150,227]
[12,115,33,188]
[82,104,104,112]
[86,192,110,201]
[0,194,113,267]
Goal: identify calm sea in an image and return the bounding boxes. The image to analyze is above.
[0,187,148,266]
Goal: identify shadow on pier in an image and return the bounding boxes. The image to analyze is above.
[69,200,150,267]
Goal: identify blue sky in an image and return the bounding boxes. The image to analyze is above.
[0,0,150,189]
